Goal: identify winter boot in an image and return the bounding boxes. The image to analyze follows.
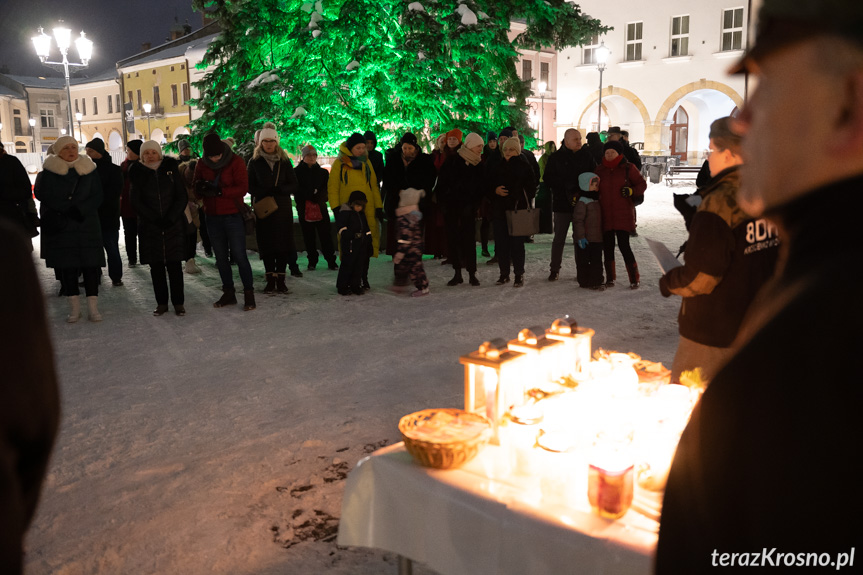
[604,258,616,288]
[87,296,102,322]
[66,295,82,323]
[263,273,277,294]
[214,287,237,308]
[481,247,491,258]
[548,271,559,282]
[447,269,464,286]
[487,255,499,265]
[243,289,257,311]
[411,287,430,297]
[468,272,480,286]
[290,267,304,278]
[327,260,339,271]
[513,275,524,288]
[153,304,169,316]
[626,261,640,290]
[276,273,289,294]
[362,277,371,291]
[174,305,186,316]
[495,275,510,285]
[184,259,201,274]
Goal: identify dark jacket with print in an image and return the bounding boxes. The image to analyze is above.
[656,174,863,574]
[93,154,123,231]
[659,166,780,347]
[543,146,597,213]
[129,157,188,264]
[294,161,330,222]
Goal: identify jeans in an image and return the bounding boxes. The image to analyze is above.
[122,216,138,264]
[102,227,123,283]
[60,267,100,297]
[493,216,526,277]
[207,213,254,290]
[549,210,575,272]
[150,261,184,305]
[198,210,212,255]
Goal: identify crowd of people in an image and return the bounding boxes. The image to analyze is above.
[7,121,650,319]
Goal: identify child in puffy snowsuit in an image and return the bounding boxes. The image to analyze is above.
[393,187,429,297]
[574,172,605,290]
[336,191,372,295]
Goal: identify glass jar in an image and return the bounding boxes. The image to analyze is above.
[503,404,544,475]
[588,429,634,519]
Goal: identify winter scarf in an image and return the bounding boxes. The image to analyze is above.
[337,146,373,186]
[141,160,163,171]
[258,150,282,170]
[200,144,234,170]
[457,146,481,166]
[602,154,625,169]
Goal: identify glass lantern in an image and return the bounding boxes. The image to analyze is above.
[507,327,567,387]
[459,339,529,444]
[545,317,595,379]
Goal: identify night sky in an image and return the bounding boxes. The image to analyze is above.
[0,0,199,78]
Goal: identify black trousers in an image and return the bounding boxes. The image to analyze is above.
[299,218,336,266]
[59,267,100,297]
[445,211,477,273]
[198,210,212,254]
[603,230,636,282]
[122,216,139,264]
[575,242,605,287]
[493,216,526,277]
[263,256,290,274]
[150,261,184,305]
[184,226,198,261]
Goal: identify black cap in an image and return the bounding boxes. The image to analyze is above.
[348,190,368,205]
[400,132,418,147]
[603,141,625,155]
[487,131,497,142]
[85,137,106,155]
[363,130,376,143]
[731,0,863,74]
[345,133,366,151]
[126,139,143,156]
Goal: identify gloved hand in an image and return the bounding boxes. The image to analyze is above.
[375,207,385,221]
[393,252,404,265]
[659,275,672,298]
[620,186,634,198]
[577,238,588,250]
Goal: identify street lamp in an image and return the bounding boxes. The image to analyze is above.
[75,112,83,143]
[537,81,547,144]
[32,23,93,137]
[595,41,611,133]
[143,102,152,139]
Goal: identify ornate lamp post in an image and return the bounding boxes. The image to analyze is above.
[595,41,611,133]
[32,23,93,137]
[143,102,152,139]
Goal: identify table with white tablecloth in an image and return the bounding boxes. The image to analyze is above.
[338,443,661,575]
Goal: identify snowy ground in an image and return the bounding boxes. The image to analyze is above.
[23,182,693,575]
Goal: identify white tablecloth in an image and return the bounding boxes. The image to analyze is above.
[338,443,658,575]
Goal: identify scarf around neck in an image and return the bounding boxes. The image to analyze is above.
[142,160,163,171]
[457,147,481,166]
[259,150,281,170]
[602,154,625,169]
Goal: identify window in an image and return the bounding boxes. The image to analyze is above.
[108,95,113,114]
[180,63,185,70]
[582,34,600,65]
[116,94,121,112]
[82,99,86,116]
[40,109,56,128]
[522,59,532,82]
[670,15,690,56]
[136,89,142,110]
[625,21,643,61]
[153,86,161,109]
[75,99,79,113]
[540,62,549,86]
[127,91,133,107]
[13,117,23,136]
[182,83,190,105]
[721,7,744,51]
[93,97,98,115]
[171,84,179,107]
[170,66,175,72]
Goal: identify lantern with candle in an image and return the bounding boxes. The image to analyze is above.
[459,339,529,443]
[507,327,567,387]
[545,316,595,380]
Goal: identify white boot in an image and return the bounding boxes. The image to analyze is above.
[184,258,201,274]
[66,295,81,323]
[87,296,102,322]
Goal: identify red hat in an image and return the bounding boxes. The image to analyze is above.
[445,128,463,142]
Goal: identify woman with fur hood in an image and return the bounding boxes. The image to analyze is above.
[327,133,383,287]
[248,123,300,294]
[35,136,105,322]
[129,141,188,316]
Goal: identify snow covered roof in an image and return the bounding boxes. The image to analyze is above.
[117,23,221,69]
[4,75,68,89]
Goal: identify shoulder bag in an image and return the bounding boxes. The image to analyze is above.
[253,162,280,219]
[505,187,540,237]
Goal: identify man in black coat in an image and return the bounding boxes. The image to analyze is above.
[0,142,37,238]
[607,127,642,169]
[364,130,385,191]
[382,132,436,262]
[85,138,124,286]
[655,1,863,572]
[542,129,596,281]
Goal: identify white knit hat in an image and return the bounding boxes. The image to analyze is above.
[502,137,521,153]
[464,132,484,150]
[258,121,278,143]
[54,136,79,154]
[399,187,426,208]
[140,140,163,158]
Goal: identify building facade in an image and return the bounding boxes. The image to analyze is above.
[69,69,125,150]
[556,0,753,163]
[0,75,69,154]
[512,21,559,147]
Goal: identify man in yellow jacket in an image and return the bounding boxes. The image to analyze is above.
[328,133,383,258]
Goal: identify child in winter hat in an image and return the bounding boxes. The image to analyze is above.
[335,191,371,295]
[573,172,604,290]
[393,188,429,297]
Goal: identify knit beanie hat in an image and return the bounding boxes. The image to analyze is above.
[126,139,143,156]
[258,122,278,143]
[487,131,498,142]
[140,140,163,158]
[446,128,463,142]
[400,132,419,148]
[85,137,106,155]
[499,127,514,139]
[363,130,376,143]
[177,138,191,153]
[463,132,484,150]
[578,172,598,192]
[222,137,235,149]
[348,190,368,205]
[301,145,316,158]
[203,133,223,156]
[54,136,79,154]
[398,187,425,208]
[345,132,366,151]
[502,137,521,153]
[603,140,625,155]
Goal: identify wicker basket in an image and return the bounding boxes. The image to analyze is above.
[399,408,492,470]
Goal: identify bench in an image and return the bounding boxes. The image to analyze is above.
[665,165,701,185]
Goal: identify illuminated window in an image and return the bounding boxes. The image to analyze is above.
[670,15,690,56]
[625,22,643,61]
[721,8,744,51]
[582,35,600,65]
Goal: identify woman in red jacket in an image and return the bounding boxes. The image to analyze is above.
[595,140,646,288]
[193,132,255,310]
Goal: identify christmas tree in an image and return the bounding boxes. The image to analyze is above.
[190,0,607,155]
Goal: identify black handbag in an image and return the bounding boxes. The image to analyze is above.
[505,189,540,237]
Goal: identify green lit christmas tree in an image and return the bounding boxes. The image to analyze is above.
[190,0,607,155]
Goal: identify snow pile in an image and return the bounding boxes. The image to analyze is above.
[291,106,307,118]
[301,2,314,12]
[247,71,279,89]
[456,4,478,25]
[24,182,692,574]
[345,60,360,71]
[408,2,425,12]
[309,11,323,28]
